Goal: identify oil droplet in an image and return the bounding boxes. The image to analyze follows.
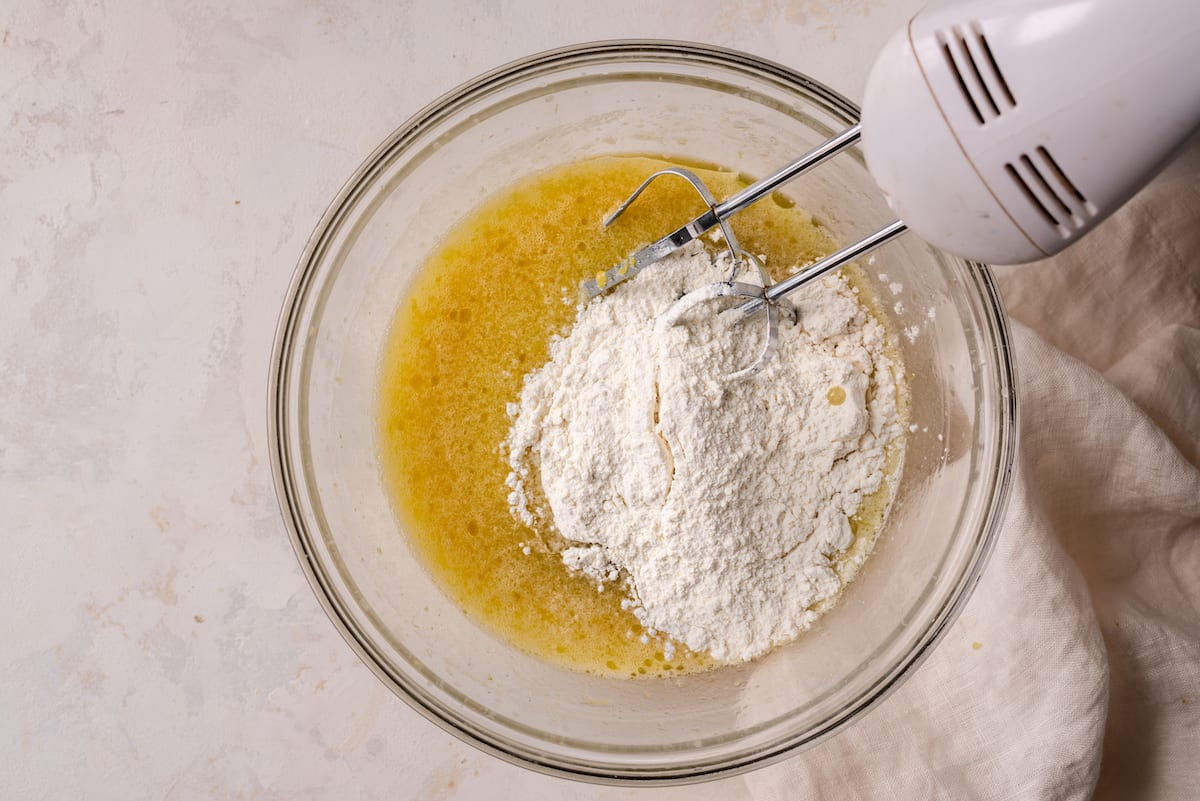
[826,385,847,406]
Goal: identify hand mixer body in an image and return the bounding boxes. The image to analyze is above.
[862,0,1200,265]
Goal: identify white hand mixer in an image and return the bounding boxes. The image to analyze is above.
[585,0,1200,377]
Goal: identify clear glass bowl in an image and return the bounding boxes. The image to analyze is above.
[269,41,1016,784]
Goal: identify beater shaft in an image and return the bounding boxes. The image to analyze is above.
[733,220,909,318]
[583,124,862,299]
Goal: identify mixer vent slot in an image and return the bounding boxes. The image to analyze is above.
[1005,149,1095,238]
[975,24,1016,108]
[1036,146,1095,214]
[1006,163,1064,235]
[938,23,1017,125]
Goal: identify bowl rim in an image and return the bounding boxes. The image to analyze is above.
[268,38,1018,785]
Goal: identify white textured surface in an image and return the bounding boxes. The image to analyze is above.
[0,2,920,798]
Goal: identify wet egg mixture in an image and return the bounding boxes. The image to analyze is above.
[378,155,902,678]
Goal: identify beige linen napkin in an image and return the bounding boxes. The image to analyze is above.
[745,144,1200,800]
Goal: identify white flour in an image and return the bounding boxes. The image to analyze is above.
[504,243,902,663]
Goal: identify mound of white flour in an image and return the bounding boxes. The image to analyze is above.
[504,243,902,662]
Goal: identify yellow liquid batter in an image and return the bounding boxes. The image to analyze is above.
[378,155,902,678]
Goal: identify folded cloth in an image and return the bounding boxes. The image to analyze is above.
[744,144,1200,801]
[995,142,1200,801]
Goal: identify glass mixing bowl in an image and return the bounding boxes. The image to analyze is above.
[269,41,1016,783]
